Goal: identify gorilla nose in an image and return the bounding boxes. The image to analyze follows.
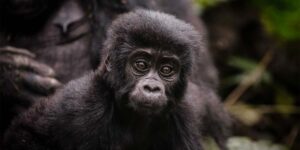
[143,84,161,93]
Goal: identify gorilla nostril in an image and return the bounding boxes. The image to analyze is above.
[143,85,161,93]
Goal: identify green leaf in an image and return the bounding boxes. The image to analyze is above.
[225,56,272,86]
[228,56,258,72]
[227,137,289,150]
[203,137,220,150]
[274,85,295,115]
[194,0,227,8]
[228,104,263,126]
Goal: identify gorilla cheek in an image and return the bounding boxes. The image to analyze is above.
[128,80,168,114]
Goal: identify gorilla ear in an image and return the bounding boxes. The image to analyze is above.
[105,56,112,72]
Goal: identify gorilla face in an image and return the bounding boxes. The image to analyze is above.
[126,48,181,114]
[102,10,196,116]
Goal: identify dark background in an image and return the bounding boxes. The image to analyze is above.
[196,0,300,149]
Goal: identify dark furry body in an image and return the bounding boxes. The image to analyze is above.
[4,74,202,150]
[4,76,228,150]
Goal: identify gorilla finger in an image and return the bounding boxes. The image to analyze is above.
[20,72,62,95]
[0,55,56,77]
[0,46,35,58]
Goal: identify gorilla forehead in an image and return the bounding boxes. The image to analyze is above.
[107,9,201,57]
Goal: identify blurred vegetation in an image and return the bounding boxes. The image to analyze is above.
[203,137,288,150]
[227,137,288,150]
[195,0,300,41]
[194,0,226,8]
[194,0,300,149]
[251,0,300,41]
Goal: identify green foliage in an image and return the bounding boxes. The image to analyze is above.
[196,0,300,41]
[251,0,300,41]
[203,137,289,150]
[202,138,220,150]
[274,85,295,115]
[228,104,263,126]
[194,0,226,8]
[227,137,289,150]
[224,56,271,86]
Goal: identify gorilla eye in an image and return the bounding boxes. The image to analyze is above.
[134,59,149,72]
[160,65,174,76]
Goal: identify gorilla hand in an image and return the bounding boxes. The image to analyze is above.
[0,46,61,103]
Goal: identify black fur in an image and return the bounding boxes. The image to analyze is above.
[4,10,230,150]
[0,0,218,139]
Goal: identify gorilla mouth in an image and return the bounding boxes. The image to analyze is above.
[127,95,168,115]
[137,102,159,110]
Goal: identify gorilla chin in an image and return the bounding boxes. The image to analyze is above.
[128,85,168,115]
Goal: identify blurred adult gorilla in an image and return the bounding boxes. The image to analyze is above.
[0,0,94,139]
[4,9,229,150]
[0,0,220,145]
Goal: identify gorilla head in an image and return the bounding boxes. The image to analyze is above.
[101,9,200,115]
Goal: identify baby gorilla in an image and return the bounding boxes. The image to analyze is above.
[4,9,228,150]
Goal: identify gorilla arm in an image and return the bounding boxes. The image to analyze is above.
[185,81,231,150]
